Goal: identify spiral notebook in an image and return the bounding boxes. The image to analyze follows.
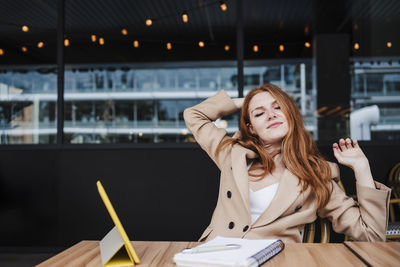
[173,236,284,267]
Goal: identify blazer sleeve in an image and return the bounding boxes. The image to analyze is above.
[183,90,239,170]
[318,163,391,241]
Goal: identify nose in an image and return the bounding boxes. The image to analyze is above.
[266,110,277,120]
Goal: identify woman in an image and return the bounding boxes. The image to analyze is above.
[184,84,390,243]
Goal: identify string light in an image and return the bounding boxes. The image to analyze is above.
[166,42,172,50]
[133,40,139,48]
[21,46,28,52]
[0,49,4,55]
[198,41,205,47]
[91,35,97,42]
[253,45,259,53]
[304,25,309,35]
[121,28,128,35]
[220,1,227,11]
[224,45,230,51]
[146,19,152,26]
[387,41,392,48]
[22,25,29,32]
[182,13,188,23]
[354,42,359,50]
[37,41,44,48]
[279,44,284,52]
[64,39,70,47]
[304,42,311,48]
[99,37,104,45]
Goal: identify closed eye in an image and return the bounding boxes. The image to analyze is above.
[274,106,281,110]
[255,112,264,117]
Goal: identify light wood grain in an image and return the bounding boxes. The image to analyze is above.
[37,241,400,267]
[344,241,400,267]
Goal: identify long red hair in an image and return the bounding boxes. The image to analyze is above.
[218,84,332,209]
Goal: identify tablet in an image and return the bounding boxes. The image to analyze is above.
[97,180,140,265]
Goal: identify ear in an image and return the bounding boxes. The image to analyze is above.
[247,123,255,135]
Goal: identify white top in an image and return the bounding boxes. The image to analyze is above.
[249,183,279,224]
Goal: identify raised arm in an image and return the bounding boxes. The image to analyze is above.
[318,139,391,241]
[183,90,241,169]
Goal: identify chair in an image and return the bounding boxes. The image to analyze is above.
[386,162,400,241]
[303,218,330,243]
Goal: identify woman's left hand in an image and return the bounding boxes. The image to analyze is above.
[332,138,368,170]
[333,138,374,188]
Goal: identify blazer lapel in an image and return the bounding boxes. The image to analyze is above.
[231,144,258,216]
[252,169,302,227]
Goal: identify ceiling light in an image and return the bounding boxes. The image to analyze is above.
[146,19,152,26]
[99,38,104,45]
[182,13,188,23]
[198,41,205,47]
[166,42,172,50]
[387,41,392,48]
[279,44,284,52]
[22,25,29,32]
[138,132,143,137]
[253,45,259,53]
[37,41,44,48]
[133,40,139,48]
[0,49,4,55]
[224,45,230,51]
[91,35,97,42]
[21,46,28,52]
[121,28,128,35]
[304,42,311,48]
[354,42,359,50]
[220,1,227,11]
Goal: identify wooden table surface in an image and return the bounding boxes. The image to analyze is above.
[37,241,400,267]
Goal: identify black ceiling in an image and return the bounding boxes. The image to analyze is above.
[0,0,399,65]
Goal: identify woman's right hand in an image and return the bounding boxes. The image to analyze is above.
[232,98,244,109]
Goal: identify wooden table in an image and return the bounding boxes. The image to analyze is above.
[37,241,400,267]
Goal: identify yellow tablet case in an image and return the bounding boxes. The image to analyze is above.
[97,181,140,266]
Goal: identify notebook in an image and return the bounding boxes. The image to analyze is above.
[97,181,140,266]
[173,236,284,267]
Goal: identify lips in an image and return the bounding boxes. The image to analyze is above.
[267,122,282,129]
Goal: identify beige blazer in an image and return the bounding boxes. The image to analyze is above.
[184,90,391,243]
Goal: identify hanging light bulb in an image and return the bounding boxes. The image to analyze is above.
[121,28,128,35]
[91,34,97,42]
[224,45,230,51]
[354,42,359,50]
[198,41,205,47]
[99,37,105,45]
[182,13,188,23]
[166,42,172,50]
[133,40,139,48]
[146,19,152,26]
[387,41,392,48]
[64,39,70,47]
[21,46,28,52]
[304,42,311,48]
[0,49,4,55]
[253,45,259,53]
[22,25,29,32]
[220,1,227,11]
[37,41,44,48]
[279,44,284,52]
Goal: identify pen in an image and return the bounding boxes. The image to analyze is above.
[182,244,241,254]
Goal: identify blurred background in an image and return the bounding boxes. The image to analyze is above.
[0,0,399,265]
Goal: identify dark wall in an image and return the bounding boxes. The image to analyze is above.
[0,142,398,249]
